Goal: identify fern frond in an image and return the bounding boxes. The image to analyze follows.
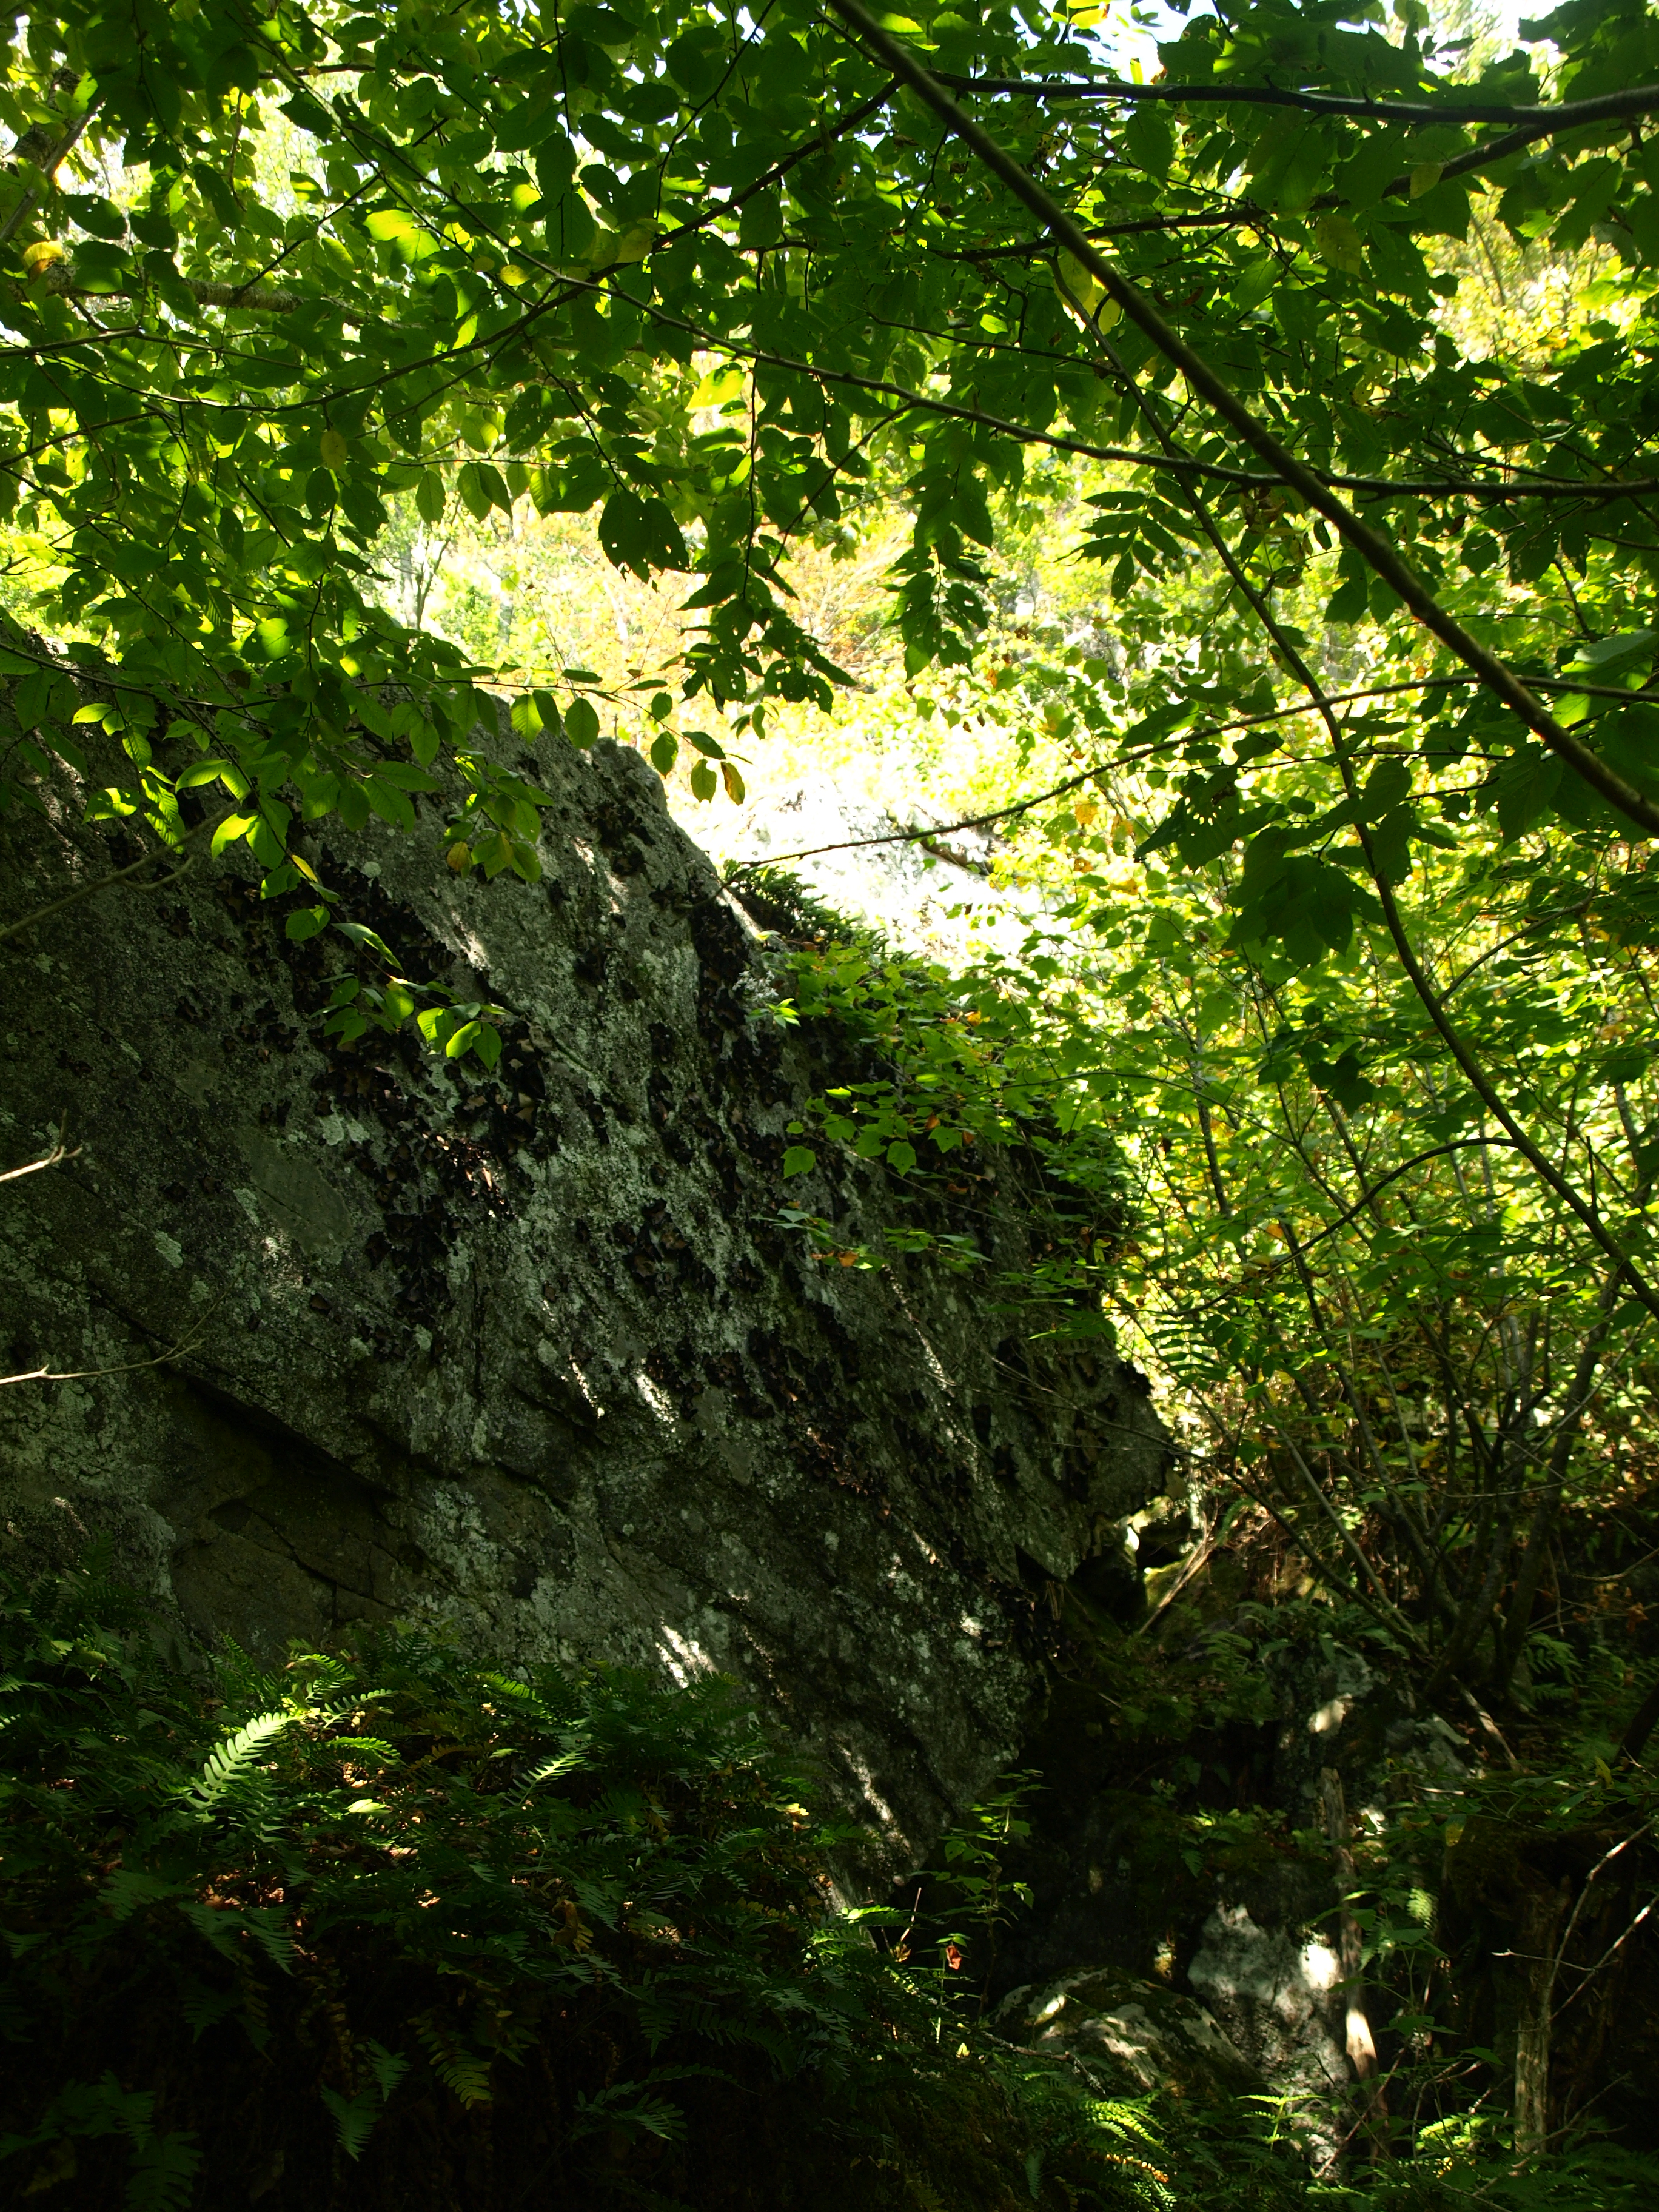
[178,1975,239,2042]
[363,2040,410,2103]
[186,1711,291,1815]
[480,1671,554,1721]
[522,1744,589,1790]
[413,2013,494,2107]
[435,2050,494,2106]
[321,2083,383,2161]
[122,2130,202,2212]
[329,1735,400,1766]
[101,1870,185,1923]
[1085,2099,1162,2147]
[570,2082,688,2145]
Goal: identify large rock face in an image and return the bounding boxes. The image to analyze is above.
[0,719,1165,1871]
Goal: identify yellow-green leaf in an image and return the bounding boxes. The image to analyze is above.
[1313,213,1365,276]
[1056,250,1106,316]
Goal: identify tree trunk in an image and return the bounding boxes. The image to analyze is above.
[1513,1877,1570,2158]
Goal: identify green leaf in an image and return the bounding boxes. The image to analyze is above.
[457,463,511,521]
[321,2085,383,2162]
[364,776,417,831]
[781,1145,816,1177]
[1312,212,1365,277]
[598,491,689,579]
[1229,257,1279,312]
[665,28,725,96]
[211,812,256,856]
[541,186,596,264]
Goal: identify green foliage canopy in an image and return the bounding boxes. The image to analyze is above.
[6,0,1659,871]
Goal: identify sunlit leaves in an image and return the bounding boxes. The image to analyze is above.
[1,0,1658,1105]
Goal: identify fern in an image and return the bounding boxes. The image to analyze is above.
[1085,2099,1162,2147]
[123,2130,202,2212]
[177,1900,293,1973]
[320,2083,383,2161]
[413,2012,495,2107]
[184,1710,290,1817]
[570,2080,691,2145]
[101,1869,185,1923]
[178,1976,240,2042]
[363,2040,411,2103]
[2,1555,1538,2211]
[329,1734,400,1765]
[522,1744,589,1788]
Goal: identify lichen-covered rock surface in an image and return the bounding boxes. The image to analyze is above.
[0,721,1165,1871]
[994,1966,1261,2103]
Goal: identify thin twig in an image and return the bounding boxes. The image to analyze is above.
[0,1118,77,1183]
[1552,1895,1658,2016]
[0,1301,224,1390]
[0,800,241,950]
[936,73,1659,135]
[727,668,1657,874]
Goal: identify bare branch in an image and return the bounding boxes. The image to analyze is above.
[0,1118,78,1183]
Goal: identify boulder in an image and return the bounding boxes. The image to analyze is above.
[0,716,1167,1871]
[994,1965,1259,2102]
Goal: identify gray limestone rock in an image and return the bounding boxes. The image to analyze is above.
[994,1965,1260,2103]
[0,719,1166,1875]
[1187,1901,1349,2131]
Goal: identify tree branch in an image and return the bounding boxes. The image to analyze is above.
[935,73,1659,138]
[730,667,1659,876]
[0,1120,78,1183]
[33,261,324,314]
[0,93,100,250]
[554,260,1659,508]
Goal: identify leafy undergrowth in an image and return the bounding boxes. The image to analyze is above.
[0,1558,1165,2212]
[7,1557,1654,2212]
